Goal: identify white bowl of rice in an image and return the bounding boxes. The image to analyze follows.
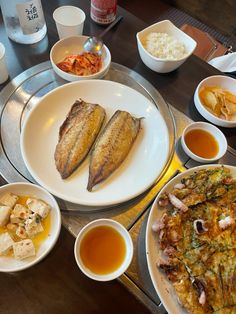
[136,20,197,73]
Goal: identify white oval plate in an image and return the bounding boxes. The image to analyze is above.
[20,80,170,206]
[0,183,61,272]
[146,164,236,314]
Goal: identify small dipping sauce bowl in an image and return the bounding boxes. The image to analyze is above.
[74,219,133,281]
[181,121,227,163]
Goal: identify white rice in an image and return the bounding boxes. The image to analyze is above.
[143,32,187,60]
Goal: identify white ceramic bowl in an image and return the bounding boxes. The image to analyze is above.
[194,75,236,128]
[50,35,111,81]
[181,121,227,163]
[74,219,133,281]
[0,182,61,272]
[136,20,196,73]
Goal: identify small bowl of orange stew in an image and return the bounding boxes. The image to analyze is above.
[74,219,133,281]
[181,121,227,163]
[194,75,236,128]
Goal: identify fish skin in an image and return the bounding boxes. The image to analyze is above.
[87,110,141,191]
[54,99,106,179]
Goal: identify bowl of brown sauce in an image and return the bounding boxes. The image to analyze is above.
[181,121,227,163]
[74,219,133,281]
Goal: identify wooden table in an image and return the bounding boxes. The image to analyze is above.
[0,1,235,313]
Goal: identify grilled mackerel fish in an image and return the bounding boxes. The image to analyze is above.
[87,110,141,191]
[54,99,106,179]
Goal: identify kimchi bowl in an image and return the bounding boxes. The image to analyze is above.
[50,35,111,81]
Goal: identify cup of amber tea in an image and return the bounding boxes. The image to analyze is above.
[74,219,133,281]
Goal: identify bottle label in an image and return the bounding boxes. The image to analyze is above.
[16,0,45,35]
[91,0,117,25]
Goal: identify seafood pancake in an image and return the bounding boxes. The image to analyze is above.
[87,110,141,191]
[54,99,106,179]
[152,166,236,314]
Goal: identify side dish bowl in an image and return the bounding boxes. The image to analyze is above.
[136,20,196,73]
[0,182,61,272]
[181,121,227,163]
[74,219,133,281]
[194,75,236,128]
[50,35,111,81]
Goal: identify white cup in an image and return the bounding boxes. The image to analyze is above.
[0,43,9,84]
[53,6,86,39]
[74,219,133,281]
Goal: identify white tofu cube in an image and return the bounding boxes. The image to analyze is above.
[9,214,21,224]
[13,239,35,260]
[25,213,44,237]
[6,223,17,232]
[10,204,31,224]
[0,193,18,208]
[0,205,11,226]
[0,232,14,255]
[26,198,50,219]
[16,226,27,239]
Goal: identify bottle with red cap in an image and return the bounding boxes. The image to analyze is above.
[90,0,117,25]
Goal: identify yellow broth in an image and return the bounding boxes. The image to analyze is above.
[0,195,51,256]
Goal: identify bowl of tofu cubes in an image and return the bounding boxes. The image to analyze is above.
[0,182,61,272]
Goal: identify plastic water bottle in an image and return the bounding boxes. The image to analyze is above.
[0,0,47,44]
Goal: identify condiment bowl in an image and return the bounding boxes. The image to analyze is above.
[0,182,61,272]
[194,75,236,128]
[136,20,196,73]
[50,35,111,82]
[181,121,227,163]
[74,219,133,281]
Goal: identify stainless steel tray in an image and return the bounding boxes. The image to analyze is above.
[1,61,236,313]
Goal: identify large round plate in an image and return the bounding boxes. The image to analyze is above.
[146,164,236,314]
[20,80,170,206]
